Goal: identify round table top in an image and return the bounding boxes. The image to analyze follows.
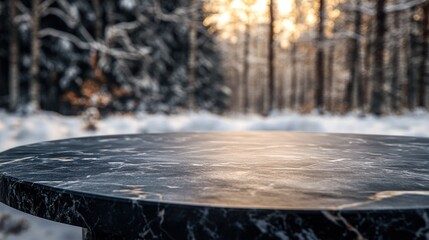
[1,132,429,211]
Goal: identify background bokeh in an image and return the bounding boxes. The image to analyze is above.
[1,0,429,239]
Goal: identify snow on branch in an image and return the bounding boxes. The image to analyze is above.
[92,41,151,60]
[385,0,429,13]
[340,0,429,16]
[151,0,212,38]
[153,0,189,23]
[14,1,31,24]
[41,8,79,28]
[39,28,151,60]
[14,14,31,24]
[39,0,56,12]
[39,28,88,49]
[16,1,30,14]
[37,0,151,61]
[105,21,143,53]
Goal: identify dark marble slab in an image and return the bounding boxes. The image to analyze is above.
[1,132,429,239]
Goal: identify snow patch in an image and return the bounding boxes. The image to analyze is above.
[119,0,137,10]
[2,111,429,153]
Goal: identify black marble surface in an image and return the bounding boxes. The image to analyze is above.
[1,132,429,239]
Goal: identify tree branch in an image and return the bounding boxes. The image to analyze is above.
[386,0,429,13]
[340,0,429,16]
[39,28,151,60]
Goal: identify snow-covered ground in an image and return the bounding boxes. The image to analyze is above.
[2,110,429,152]
[1,109,429,239]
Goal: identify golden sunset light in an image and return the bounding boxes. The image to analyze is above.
[204,0,320,47]
[2,0,429,236]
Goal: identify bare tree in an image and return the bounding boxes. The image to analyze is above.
[390,2,401,112]
[267,0,275,114]
[30,0,41,111]
[91,0,102,41]
[418,2,429,107]
[358,8,374,114]
[290,42,298,110]
[315,0,325,113]
[8,0,19,112]
[188,0,199,110]
[106,0,115,26]
[326,37,335,112]
[289,0,302,111]
[242,0,255,113]
[90,0,102,78]
[370,0,386,115]
[406,5,417,110]
[344,0,362,112]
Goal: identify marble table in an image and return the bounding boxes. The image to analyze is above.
[1,132,429,239]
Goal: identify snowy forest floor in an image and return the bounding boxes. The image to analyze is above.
[1,109,429,240]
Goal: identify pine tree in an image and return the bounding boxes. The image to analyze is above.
[0,0,228,114]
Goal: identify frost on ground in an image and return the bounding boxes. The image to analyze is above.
[1,109,429,240]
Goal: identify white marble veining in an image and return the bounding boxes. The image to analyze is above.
[1,133,429,239]
[0,132,428,210]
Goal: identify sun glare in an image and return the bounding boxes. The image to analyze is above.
[204,0,331,47]
[277,0,293,15]
[205,0,296,45]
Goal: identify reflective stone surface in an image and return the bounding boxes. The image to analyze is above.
[1,132,429,239]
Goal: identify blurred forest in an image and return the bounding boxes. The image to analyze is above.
[0,0,428,116]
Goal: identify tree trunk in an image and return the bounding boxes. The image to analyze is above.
[257,78,265,114]
[390,6,401,112]
[267,0,275,114]
[299,68,305,108]
[106,0,115,27]
[242,16,251,113]
[315,0,325,113]
[326,42,334,112]
[8,0,19,112]
[92,0,102,40]
[418,3,429,108]
[362,17,373,113]
[344,0,362,112]
[90,0,102,77]
[99,0,115,66]
[305,60,312,110]
[277,55,285,110]
[232,38,241,113]
[188,0,199,110]
[30,0,41,111]
[370,0,386,116]
[407,6,417,110]
[290,42,297,110]
[298,61,306,108]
